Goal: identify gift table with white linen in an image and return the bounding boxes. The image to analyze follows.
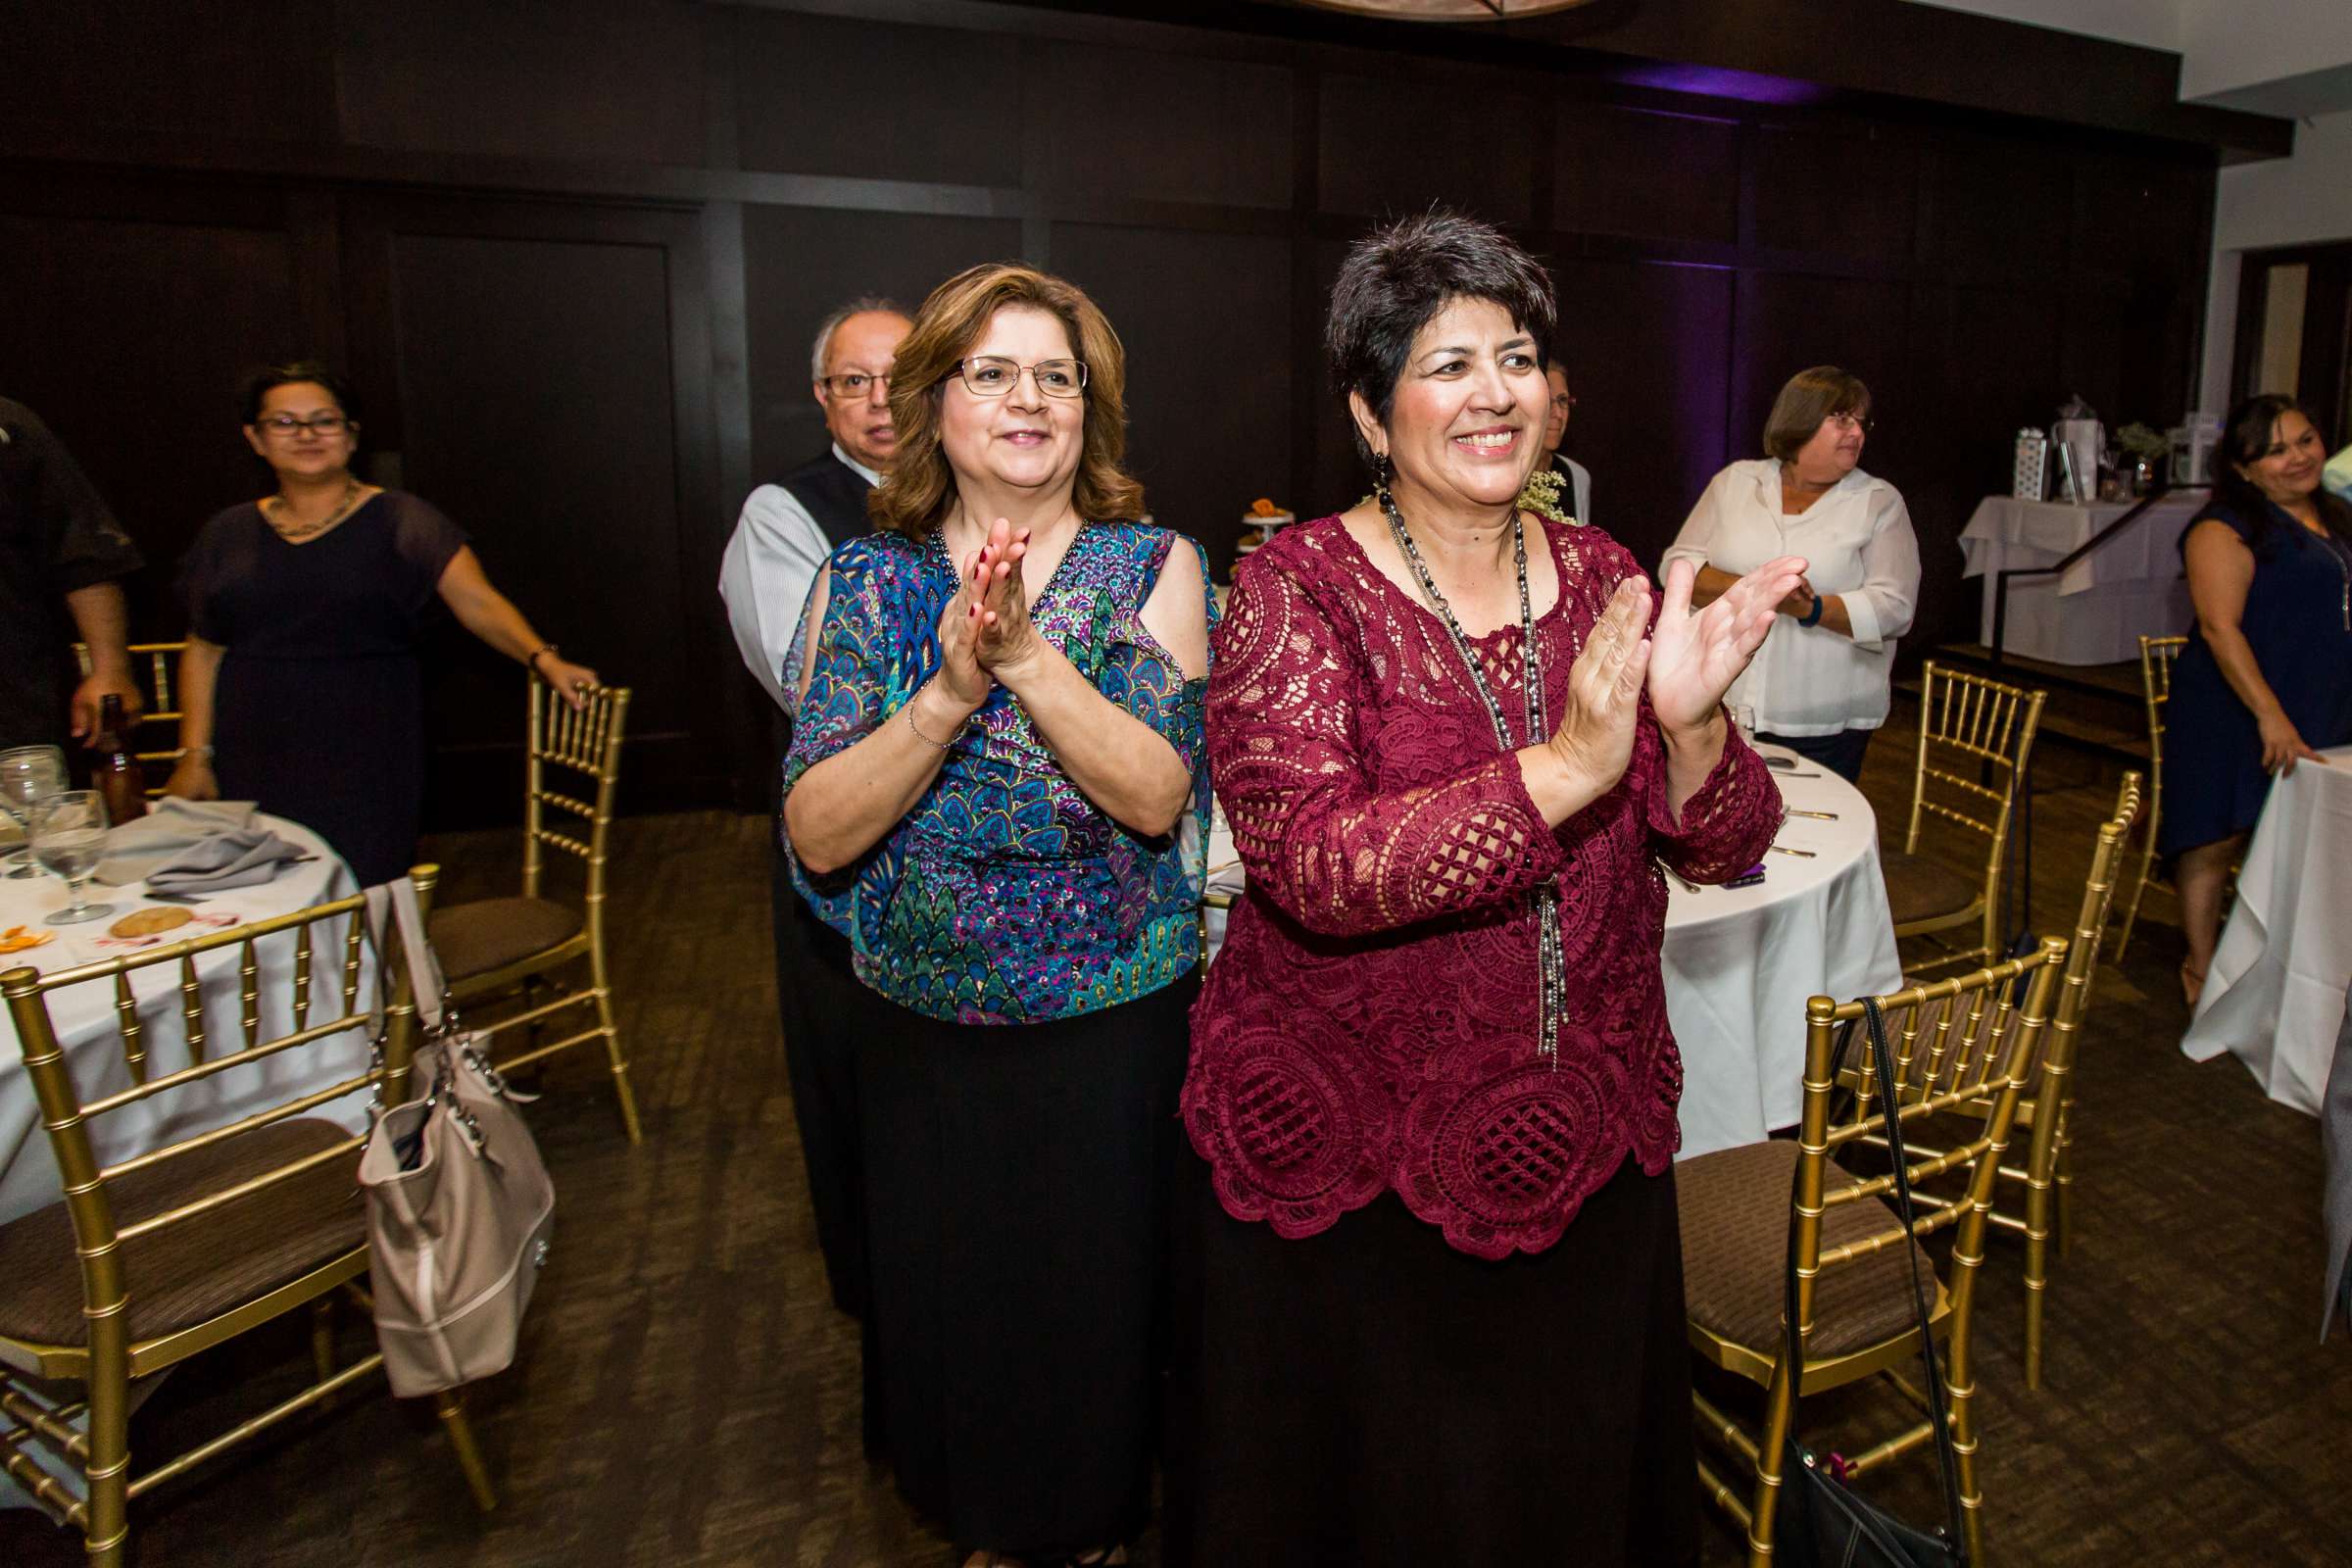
[1202,746,1903,1160]
[0,814,367,1225]
[1958,491,2206,665]
[2180,746,2352,1114]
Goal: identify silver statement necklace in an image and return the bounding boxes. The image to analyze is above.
[1380,491,1566,1068]
[264,476,364,542]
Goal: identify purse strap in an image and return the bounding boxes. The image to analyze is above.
[364,876,448,1043]
[1781,996,1970,1554]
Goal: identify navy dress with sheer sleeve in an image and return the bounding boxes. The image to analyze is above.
[177,490,466,885]
[2159,497,2352,857]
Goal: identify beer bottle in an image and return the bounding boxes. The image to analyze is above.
[92,694,148,824]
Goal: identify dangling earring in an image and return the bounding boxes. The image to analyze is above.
[1371,451,1395,512]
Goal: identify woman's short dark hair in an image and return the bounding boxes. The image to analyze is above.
[2211,393,2352,552]
[1762,367,1870,463]
[240,362,359,425]
[1326,210,1557,465]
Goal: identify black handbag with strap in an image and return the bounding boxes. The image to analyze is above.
[1773,996,1970,1567]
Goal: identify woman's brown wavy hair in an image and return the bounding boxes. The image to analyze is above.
[868,263,1146,536]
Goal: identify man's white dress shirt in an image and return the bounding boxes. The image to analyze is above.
[717,443,878,714]
[1662,459,1920,737]
[1553,454,1592,526]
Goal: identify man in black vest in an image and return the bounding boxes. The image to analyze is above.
[719,298,909,1319]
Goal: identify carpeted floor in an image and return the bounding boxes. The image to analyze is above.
[4,729,2348,1566]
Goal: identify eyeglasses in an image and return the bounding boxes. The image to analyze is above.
[1549,393,1577,413]
[820,372,890,398]
[952,357,1088,400]
[255,414,351,438]
[1828,412,1874,434]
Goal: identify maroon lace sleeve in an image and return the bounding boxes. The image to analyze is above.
[1648,731,1782,883]
[1207,545,1567,938]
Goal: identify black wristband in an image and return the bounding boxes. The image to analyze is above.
[1797,596,1826,628]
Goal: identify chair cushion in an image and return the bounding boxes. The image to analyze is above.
[0,1118,364,1348]
[1679,1139,1942,1363]
[1878,850,1982,928]
[429,897,583,983]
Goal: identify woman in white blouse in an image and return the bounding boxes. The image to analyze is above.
[1662,366,1920,781]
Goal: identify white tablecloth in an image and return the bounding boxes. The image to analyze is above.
[1201,748,1903,1160]
[1958,491,2205,664]
[0,816,368,1225]
[2181,747,2352,1114]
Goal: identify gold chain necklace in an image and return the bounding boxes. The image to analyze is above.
[264,477,364,542]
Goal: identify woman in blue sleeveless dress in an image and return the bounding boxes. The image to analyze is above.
[2161,395,2352,1005]
[782,264,1212,1567]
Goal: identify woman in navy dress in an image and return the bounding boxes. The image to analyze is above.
[166,364,600,884]
[2162,395,2352,1004]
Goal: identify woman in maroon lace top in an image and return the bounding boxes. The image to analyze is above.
[1167,213,1801,1565]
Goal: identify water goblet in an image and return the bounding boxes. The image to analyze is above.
[29,790,116,925]
[0,745,70,879]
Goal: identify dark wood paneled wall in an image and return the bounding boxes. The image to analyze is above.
[0,0,2235,818]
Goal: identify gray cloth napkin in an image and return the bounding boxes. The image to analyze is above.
[144,830,304,896]
[93,799,269,886]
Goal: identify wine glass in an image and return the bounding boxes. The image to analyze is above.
[0,745,69,879]
[29,790,115,925]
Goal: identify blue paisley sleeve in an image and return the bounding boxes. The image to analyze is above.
[1098,531,1216,764]
[781,545,892,797]
[1094,530,1217,891]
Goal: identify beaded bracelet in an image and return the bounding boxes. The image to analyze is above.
[903,690,965,751]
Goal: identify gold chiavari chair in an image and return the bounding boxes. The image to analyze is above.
[2114,635,2186,960]
[425,680,641,1143]
[1877,773,2139,1390]
[72,641,187,796]
[1882,661,2046,977]
[1678,937,2070,1565]
[0,865,496,1565]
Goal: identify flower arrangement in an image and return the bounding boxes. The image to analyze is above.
[1516,465,1578,526]
[2117,422,2168,466]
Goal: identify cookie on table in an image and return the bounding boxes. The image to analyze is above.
[109,906,194,940]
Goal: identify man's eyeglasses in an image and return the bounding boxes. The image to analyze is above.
[953,357,1088,400]
[820,372,890,398]
[1828,412,1874,434]
[255,414,351,438]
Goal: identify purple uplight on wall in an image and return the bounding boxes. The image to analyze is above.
[1615,62,1836,108]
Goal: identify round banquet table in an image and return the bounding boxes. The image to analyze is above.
[0,814,368,1226]
[1201,745,1903,1160]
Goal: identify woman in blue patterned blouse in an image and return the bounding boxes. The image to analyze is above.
[783,262,1213,1567]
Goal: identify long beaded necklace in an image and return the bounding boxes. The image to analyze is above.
[1379,488,1567,1068]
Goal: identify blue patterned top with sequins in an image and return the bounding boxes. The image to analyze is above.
[783,523,1214,1025]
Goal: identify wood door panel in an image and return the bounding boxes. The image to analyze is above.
[1051,223,1294,573]
[1550,257,1736,567]
[0,209,305,635]
[343,196,719,826]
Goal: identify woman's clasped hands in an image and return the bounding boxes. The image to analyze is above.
[1647,553,1808,733]
[932,515,1044,713]
[1543,574,1653,798]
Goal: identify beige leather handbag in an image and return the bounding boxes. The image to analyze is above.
[357,878,556,1397]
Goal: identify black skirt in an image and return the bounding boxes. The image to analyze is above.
[858,970,1198,1557]
[1164,1151,1702,1567]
